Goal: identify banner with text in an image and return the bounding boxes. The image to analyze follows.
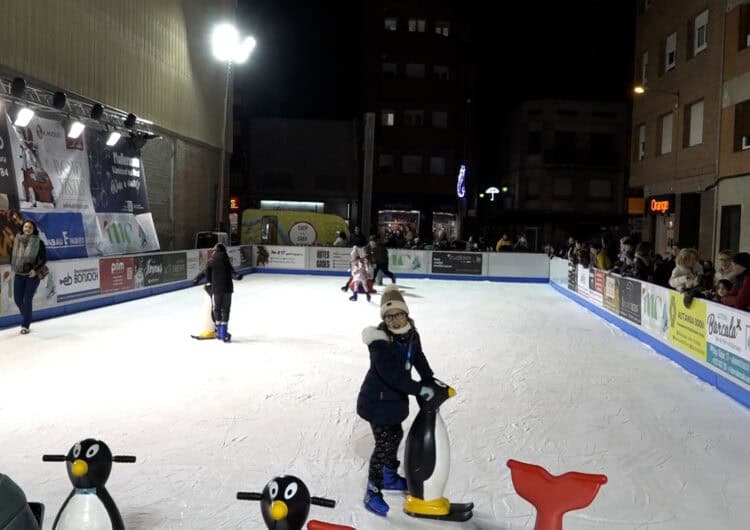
[432,252,482,275]
[53,258,101,302]
[254,245,306,269]
[706,304,750,385]
[603,274,621,314]
[311,247,353,271]
[668,292,707,361]
[619,277,642,325]
[99,256,135,294]
[640,282,670,341]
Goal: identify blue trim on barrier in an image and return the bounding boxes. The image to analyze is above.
[249,268,548,283]
[549,281,750,410]
[0,268,253,330]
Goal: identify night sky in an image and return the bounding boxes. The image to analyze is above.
[235,0,636,173]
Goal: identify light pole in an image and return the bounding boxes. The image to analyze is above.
[211,23,256,232]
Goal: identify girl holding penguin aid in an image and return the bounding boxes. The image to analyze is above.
[356,285,450,516]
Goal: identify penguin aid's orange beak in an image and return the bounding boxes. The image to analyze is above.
[269,500,289,521]
[448,387,457,398]
[71,459,89,477]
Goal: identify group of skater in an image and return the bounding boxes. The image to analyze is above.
[340,236,397,302]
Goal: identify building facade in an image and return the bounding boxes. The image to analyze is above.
[360,0,475,241]
[234,116,359,220]
[631,0,725,258]
[484,100,628,250]
[0,0,237,249]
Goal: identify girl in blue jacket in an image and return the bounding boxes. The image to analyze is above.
[357,285,435,516]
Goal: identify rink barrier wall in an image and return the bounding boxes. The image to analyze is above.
[0,247,252,329]
[249,245,550,282]
[549,258,750,411]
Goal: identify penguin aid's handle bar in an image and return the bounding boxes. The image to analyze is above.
[42,455,66,462]
[113,455,136,463]
[237,492,262,501]
[311,496,336,508]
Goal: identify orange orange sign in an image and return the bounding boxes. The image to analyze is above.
[650,198,670,214]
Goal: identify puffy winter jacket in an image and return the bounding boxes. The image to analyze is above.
[724,271,750,310]
[357,324,434,424]
[0,474,40,530]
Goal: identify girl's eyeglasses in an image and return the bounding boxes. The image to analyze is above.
[384,312,407,321]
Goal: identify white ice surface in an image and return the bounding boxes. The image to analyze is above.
[2,275,750,530]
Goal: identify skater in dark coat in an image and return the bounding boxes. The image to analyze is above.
[357,285,437,516]
[369,237,396,285]
[192,244,242,341]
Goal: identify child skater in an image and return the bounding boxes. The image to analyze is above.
[192,243,243,342]
[356,285,444,516]
[348,252,371,302]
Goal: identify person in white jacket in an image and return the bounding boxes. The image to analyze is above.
[669,248,703,292]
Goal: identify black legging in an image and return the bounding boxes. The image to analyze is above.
[212,293,232,322]
[368,423,403,488]
[373,264,396,283]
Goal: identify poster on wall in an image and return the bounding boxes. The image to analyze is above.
[133,252,187,288]
[432,252,482,275]
[641,282,670,341]
[96,212,159,256]
[619,277,642,325]
[8,115,95,212]
[86,129,150,214]
[602,274,621,314]
[705,304,750,385]
[668,292,707,361]
[0,114,21,264]
[0,111,160,260]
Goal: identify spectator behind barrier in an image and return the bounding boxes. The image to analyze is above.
[722,252,750,310]
[669,248,703,292]
[714,250,736,286]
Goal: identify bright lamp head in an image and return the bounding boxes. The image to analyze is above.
[212,23,256,64]
[14,107,35,127]
[67,120,85,139]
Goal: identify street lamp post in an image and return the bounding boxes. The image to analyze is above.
[211,23,256,232]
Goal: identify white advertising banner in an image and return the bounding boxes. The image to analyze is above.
[254,245,306,269]
[8,114,95,212]
[705,303,750,386]
[96,212,159,255]
[52,258,101,303]
[640,282,670,342]
[576,266,590,299]
[389,250,427,274]
[310,247,353,271]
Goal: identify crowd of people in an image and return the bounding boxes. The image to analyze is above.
[563,235,750,312]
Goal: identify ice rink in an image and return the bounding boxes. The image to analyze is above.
[2,274,750,530]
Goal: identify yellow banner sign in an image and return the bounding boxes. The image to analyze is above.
[668,292,707,361]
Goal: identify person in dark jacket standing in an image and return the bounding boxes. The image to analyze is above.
[192,244,243,342]
[357,285,438,516]
[369,237,396,285]
[10,220,47,335]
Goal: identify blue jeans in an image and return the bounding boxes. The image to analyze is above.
[14,274,40,328]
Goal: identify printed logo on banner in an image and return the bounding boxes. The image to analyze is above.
[21,211,87,260]
[55,259,101,302]
[100,257,135,294]
[567,261,577,291]
[641,283,669,340]
[432,252,482,275]
[390,252,424,273]
[261,246,306,269]
[602,274,621,313]
[619,277,642,325]
[705,305,750,385]
[134,255,164,288]
[288,222,317,245]
[576,266,590,299]
[587,268,603,304]
[314,248,351,270]
[668,292,707,361]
